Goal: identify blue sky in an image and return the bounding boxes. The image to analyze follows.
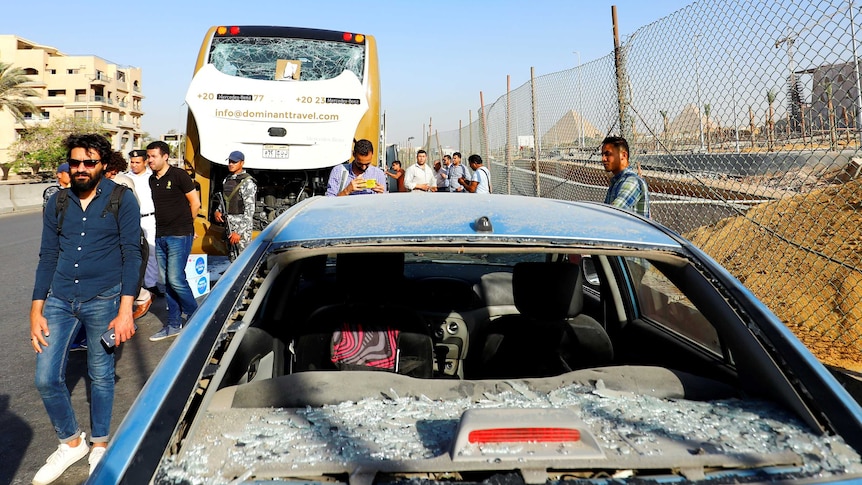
[1,0,693,146]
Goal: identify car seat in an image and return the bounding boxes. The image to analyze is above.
[291,253,434,378]
[471,261,614,379]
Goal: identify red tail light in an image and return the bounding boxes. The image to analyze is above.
[468,427,581,444]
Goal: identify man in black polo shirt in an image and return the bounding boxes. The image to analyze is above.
[146,141,201,341]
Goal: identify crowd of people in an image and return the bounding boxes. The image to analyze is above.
[330,136,648,213]
[327,141,495,196]
[28,133,648,484]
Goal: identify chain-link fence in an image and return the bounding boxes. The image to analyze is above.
[419,0,862,373]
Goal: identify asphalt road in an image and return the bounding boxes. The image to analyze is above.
[0,209,184,485]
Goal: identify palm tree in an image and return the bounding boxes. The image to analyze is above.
[0,61,39,122]
[766,90,776,152]
[748,105,756,150]
[660,110,669,149]
[703,104,711,152]
[0,62,40,180]
[826,80,837,150]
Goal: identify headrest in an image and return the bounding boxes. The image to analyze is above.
[474,272,514,306]
[336,253,405,291]
[512,262,583,319]
[298,254,328,281]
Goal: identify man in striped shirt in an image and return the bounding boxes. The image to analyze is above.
[601,136,650,218]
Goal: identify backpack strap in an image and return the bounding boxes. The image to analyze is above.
[479,167,492,193]
[101,184,129,223]
[55,184,127,235]
[54,189,70,235]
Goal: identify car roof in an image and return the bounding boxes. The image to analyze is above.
[267,194,682,248]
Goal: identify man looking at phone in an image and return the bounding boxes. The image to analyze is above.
[326,139,387,196]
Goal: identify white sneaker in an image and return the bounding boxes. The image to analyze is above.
[32,432,89,485]
[88,445,107,475]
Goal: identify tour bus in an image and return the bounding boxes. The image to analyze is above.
[184,25,381,255]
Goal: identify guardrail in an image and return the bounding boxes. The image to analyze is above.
[0,182,53,215]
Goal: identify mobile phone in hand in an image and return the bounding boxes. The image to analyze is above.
[101,325,137,350]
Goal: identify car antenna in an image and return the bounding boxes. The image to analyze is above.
[473,216,493,233]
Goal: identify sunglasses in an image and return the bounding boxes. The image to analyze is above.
[67,159,101,169]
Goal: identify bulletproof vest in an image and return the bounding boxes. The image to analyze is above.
[223,172,251,214]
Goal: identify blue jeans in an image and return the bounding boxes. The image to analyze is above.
[34,284,120,443]
[155,235,198,327]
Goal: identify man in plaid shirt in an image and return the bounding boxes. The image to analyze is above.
[601,136,650,218]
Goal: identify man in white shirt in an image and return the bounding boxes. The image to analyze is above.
[458,154,492,194]
[434,156,450,192]
[106,151,152,319]
[126,149,161,298]
[404,150,436,192]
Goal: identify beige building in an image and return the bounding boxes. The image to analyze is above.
[0,35,145,166]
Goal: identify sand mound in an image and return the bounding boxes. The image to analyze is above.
[685,179,862,371]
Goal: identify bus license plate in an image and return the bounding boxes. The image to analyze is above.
[262,145,290,159]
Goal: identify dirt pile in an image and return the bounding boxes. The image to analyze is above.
[685,178,862,372]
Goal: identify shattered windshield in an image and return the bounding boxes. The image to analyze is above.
[209,36,365,82]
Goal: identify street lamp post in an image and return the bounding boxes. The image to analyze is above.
[78,65,91,122]
[727,49,741,153]
[850,0,862,145]
[407,136,414,163]
[693,35,705,152]
[574,51,584,149]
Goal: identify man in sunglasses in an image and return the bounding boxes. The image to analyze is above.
[325,139,387,196]
[30,133,142,483]
[213,151,257,261]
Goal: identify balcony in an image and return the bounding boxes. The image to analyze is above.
[117,118,135,129]
[34,96,66,106]
[90,72,112,84]
[15,117,50,128]
[73,95,114,106]
[23,77,47,88]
